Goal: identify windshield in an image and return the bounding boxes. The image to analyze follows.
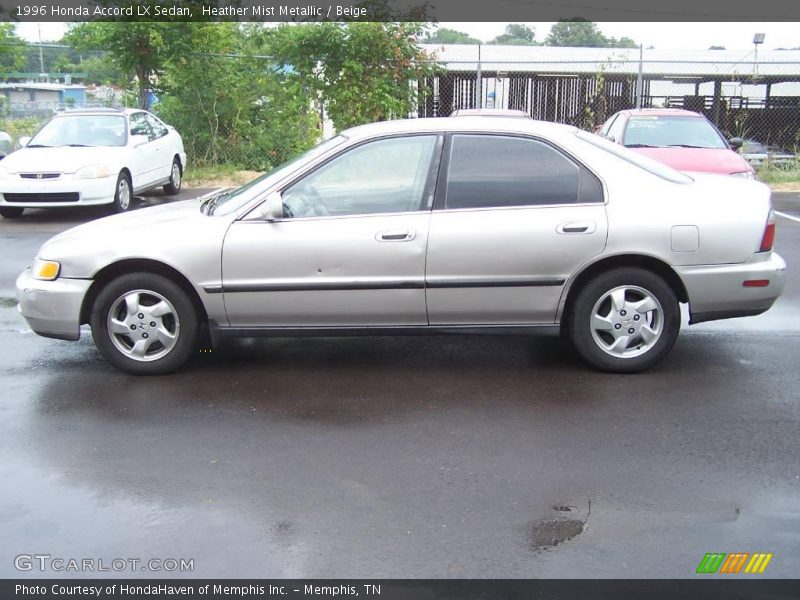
[576,131,692,184]
[211,135,347,216]
[742,141,766,154]
[29,115,127,148]
[623,116,727,149]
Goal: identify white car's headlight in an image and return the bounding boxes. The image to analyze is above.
[731,171,755,180]
[31,257,60,281]
[74,165,111,179]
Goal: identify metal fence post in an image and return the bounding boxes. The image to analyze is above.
[476,44,482,109]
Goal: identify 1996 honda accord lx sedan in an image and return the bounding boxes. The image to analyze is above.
[16,118,786,375]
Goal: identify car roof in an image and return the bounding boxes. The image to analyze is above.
[451,108,531,118]
[341,117,576,141]
[53,107,141,117]
[618,108,705,118]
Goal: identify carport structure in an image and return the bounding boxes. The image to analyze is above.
[418,45,800,148]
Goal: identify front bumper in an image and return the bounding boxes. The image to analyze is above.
[15,269,92,341]
[0,174,116,208]
[676,252,787,324]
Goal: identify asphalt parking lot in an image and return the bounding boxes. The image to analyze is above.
[0,190,798,578]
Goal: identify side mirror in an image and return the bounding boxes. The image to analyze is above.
[18,136,31,147]
[729,137,743,150]
[130,134,149,148]
[261,192,284,221]
[605,134,616,143]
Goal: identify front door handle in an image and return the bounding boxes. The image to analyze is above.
[376,229,415,242]
[556,221,596,234]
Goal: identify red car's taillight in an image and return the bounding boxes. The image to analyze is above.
[759,211,776,253]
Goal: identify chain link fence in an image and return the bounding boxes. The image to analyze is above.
[416,54,800,153]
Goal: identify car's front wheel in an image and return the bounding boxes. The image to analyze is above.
[90,273,198,375]
[568,267,680,373]
[110,172,133,214]
[163,158,182,195]
[0,206,24,219]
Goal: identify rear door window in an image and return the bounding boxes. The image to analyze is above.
[443,134,602,209]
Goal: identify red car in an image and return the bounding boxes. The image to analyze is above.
[597,108,754,179]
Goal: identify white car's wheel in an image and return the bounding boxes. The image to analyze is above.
[0,206,24,218]
[90,273,198,375]
[111,172,133,213]
[163,158,182,195]
[568,267,680,373]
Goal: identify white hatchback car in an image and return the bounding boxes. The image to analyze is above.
[0,108,186,218]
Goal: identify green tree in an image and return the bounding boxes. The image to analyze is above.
[66,23,177,107]
[423,28,481,45]
[265,22,437,131]
[608,36,638,49]
[545,20,637,48]
[158,23,318,169]
[490,24,537,46]
[0,23,26,72]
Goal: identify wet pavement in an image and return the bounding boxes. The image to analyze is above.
[0,191,798,578]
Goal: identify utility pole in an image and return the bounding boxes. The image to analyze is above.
[635,43,644,109]
[37,24,45,79]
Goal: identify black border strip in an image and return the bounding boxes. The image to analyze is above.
[204,278,565,294]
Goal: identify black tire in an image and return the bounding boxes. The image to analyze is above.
[0,206,24,218]
[90,272,199,375]
[110,171,134,214]
[163,157,182,195]
[568,267,680,373]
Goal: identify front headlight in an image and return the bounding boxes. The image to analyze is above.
[32,257,60,281]
[731,171,755,180]
[74,165,111,179]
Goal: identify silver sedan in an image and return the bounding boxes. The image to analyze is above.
[16,118,786,374]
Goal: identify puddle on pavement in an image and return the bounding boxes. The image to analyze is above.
[0,297,17,308]
[528,503,588,551]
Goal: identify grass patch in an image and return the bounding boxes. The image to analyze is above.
[183,164,264,189]
[757,162,800,191]
[757,167,800,185]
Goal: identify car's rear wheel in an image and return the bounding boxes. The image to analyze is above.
[568,267,680,373]
[90,273,198,375]
[0,206,24,218]
[110,172,133,214]
[163,158,182,195]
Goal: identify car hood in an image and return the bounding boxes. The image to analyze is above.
[629,147,752,175]
[2,146,127,174]
[45,200,203,248]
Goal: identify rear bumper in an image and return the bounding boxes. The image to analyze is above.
[15,269,91,341]
[676,252,787,324]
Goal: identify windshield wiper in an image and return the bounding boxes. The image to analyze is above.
[666,144,711,149]
[67,143,91,147]
[201,191,231,215]
[25,144,51,148]
[624,144,657,148]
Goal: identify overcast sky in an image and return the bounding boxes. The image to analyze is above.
[13,22,800,52]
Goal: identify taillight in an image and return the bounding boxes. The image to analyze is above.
[759,210,776,252]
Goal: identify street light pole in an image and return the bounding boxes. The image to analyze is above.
[753,33,765,78]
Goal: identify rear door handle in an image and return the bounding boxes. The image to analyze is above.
[557,221,596,234]
[377,229,415,242]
